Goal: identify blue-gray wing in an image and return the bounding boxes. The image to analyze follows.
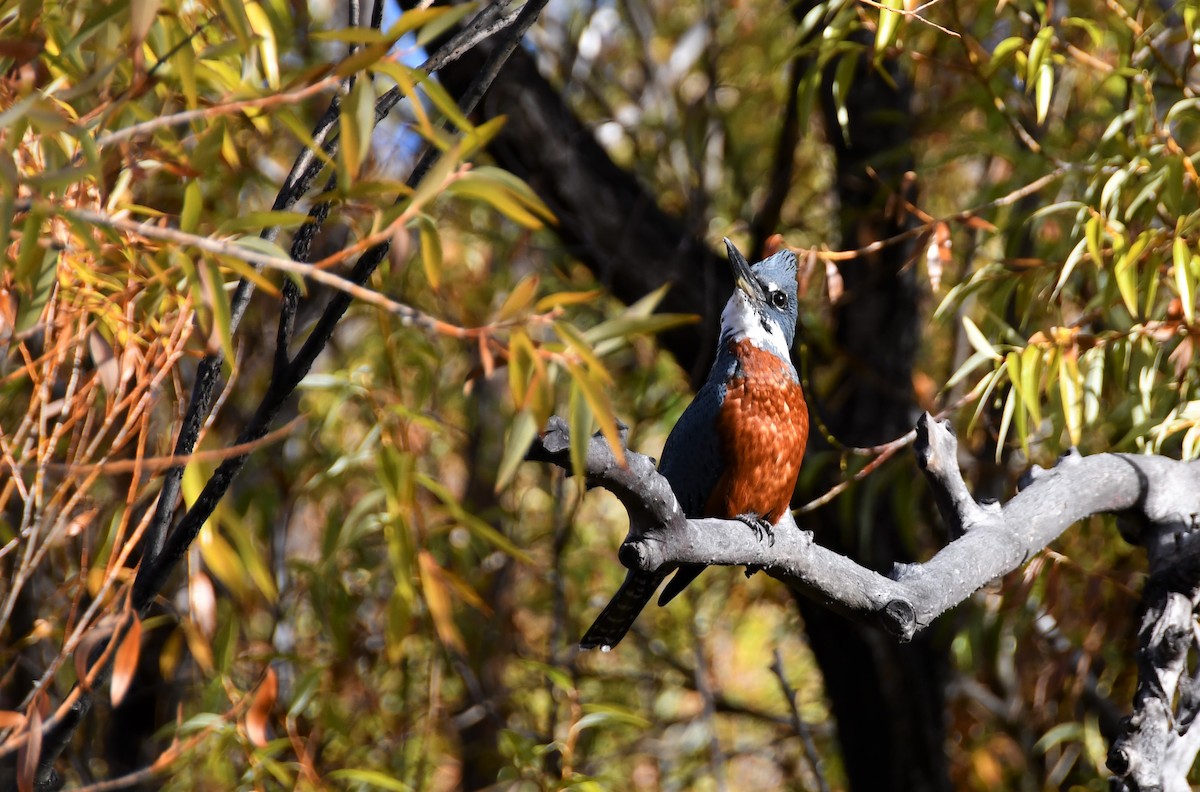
[578,378,728,649]
[654,379,727,606]
[658,378,726,517]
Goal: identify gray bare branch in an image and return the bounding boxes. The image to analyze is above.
[529,411,1200,789]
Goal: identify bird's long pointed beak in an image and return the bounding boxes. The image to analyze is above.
[724,238,765,301]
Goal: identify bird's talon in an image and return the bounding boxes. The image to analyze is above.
[736,513,775,545]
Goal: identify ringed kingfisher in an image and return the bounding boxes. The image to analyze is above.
[580,238,809,651]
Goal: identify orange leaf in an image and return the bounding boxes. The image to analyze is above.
[961,214,998,232]
[0,711,26,729]
[111,614,142,707]
[75,617,119,693]
[417,551,465,653]
[246,667,278,748]
[17,699,42,792]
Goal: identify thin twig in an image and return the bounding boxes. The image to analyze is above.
[92,75,344,151]
[793,166,1069,263]
[770,649,832,792]
[856,0,960,38]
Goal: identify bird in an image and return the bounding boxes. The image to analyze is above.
[579,238,809,651]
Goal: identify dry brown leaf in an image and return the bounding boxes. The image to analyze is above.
[189,570,217,639]
[88,331,119,393]
[479,335,494,378]
[763,233,785,256]
[825,259,845,305]
[129,0,162,51]
[246,667,278,748]
[110,613,143,707]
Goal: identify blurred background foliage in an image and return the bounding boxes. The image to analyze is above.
[0,0,1197,789]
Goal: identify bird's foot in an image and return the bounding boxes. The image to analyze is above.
[735,513,775,547]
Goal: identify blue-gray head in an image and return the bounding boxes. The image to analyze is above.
[719,238,800,357]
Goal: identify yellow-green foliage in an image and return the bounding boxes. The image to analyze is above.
[1,0,1198,789]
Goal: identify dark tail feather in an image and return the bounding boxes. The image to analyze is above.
[579,569,668,650]
[657,563,704,606]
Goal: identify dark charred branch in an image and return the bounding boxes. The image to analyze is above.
[0,4,553,788]
[531,414,1200,789]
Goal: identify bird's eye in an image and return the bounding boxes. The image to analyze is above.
[770,291,788,309]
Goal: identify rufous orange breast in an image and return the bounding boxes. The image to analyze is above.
[706,338,809,523]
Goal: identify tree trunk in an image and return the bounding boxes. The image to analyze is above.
[431,12,952,790]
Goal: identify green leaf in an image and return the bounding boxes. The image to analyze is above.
[1058,352,1083,446]
[15,245,59,334]
[521,660,575,693]
[875,0,904,54]
[416,215,442,290]
[415,71,474,133]
[446,168,555,229]
[416,474,534,563]
[413,4,474,47]
[1034,62,1054,125]
[373,62,433,138]
[965,368,996,436]
[244,2,279,89]
[1101,169,1128,218]
[507,329,535,408]
[464,166,555,223]
[496,274,540,322]
[1175,236,1194,324]
[830,50,859,145]
[495,409,537,492]
[217,211,311,235]
[203,260,234,362]
[1114,232,1150,318]
[461,116,507,159]
[1026,27,1054,89]
[962,316,1001,360]
[1051,237,1088,300]
[1085,214,1104,267]
[328,769,414,791]
[234,235,292,263]
[407,139,462,214]
[795,66,821,136]
[570,705,651,736]
[535,290,603,312]
[214,0,252,44]
[1035,721,1083,754]
[946,349,994,389]
[555,322,613,384]
[1020,344,1043,423]
[567,363,625,468]
[1082,348,1103,426]
[989,37,1026,75]
[340,75,377,184]
[180,181,202,234]
[568,380,592,480]
[222,507,278,603]
[996,385,1017,463]
[333,39,392,79]
[583,313,698,345]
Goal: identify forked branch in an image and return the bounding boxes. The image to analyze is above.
[530,412,1200,790]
